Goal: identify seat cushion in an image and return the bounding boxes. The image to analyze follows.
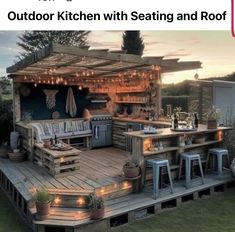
[42,122,53,135]
[83,121,91,131]
[31,123,46,143]
[51,122,64,134]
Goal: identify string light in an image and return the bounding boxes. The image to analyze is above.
[100,188,105,195]
[54,197,61,204]
[77,197,85,205]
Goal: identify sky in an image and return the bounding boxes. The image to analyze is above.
[0,31,235,84]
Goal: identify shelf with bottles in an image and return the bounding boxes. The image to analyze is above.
[116,86,147,93]
[143,137,178,156]
[89,86,109,94]
[178,131,223,149]
[142,129,224,156]
[115,95,148,104]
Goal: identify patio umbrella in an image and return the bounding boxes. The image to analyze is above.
[66,87,77,117]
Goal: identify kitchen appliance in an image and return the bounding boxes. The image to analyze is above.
[85,109,112,148]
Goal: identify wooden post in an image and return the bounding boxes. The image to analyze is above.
[12,81,21,126]
[157,71,162,115]
[132,137,145,189]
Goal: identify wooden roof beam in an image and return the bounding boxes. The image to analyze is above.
[7,44,53,73]
[52,43,145,64]
[142,56,164,65]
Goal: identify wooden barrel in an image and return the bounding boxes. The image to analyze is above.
[8,152,26,162]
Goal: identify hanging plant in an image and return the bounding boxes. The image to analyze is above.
[43,89,59,109]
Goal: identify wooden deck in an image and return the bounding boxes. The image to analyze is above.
[33,174,234,232]
[0,147,130,202]
[0,147,234,232]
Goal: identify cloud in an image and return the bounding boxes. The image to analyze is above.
[0,46,22,55]
[145,41,165,46]
[164,49,191,58]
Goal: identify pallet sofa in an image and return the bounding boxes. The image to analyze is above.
[31,119,91,143]
[15,118,92,160]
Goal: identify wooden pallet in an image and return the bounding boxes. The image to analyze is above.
[113,121,127,150]
[34,144,81,177]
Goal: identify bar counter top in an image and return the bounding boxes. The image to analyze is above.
[112,117,171,127]
[125,125,232,139]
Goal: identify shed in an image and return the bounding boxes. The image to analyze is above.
[189,80,235,125]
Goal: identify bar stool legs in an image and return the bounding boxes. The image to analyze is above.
[147,159,174,199]
[206,148,230,178]
[179,153,205,189]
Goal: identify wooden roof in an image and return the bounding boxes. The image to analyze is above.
[7,43,202,79]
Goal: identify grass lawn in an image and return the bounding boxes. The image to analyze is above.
[0,190,31,232]
[0,189,235,232]
[115,190,235,232]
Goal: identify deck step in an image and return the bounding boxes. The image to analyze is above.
[48,181,133,208]
[48,189,92,208]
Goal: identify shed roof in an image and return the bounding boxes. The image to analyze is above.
[7,43,202,79]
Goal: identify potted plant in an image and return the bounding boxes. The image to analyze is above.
[123,158,140,178]
[185,134,192,145]
[33,187,53,220]
[88,193,104,220]
[207,106,221,129]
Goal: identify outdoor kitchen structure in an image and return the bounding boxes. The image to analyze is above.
[0,43,233,232]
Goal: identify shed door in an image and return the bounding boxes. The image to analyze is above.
[214,86,234,125]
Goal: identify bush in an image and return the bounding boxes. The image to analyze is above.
[224,119,235,160]
[0,97,13,144]
[162,95,189,113]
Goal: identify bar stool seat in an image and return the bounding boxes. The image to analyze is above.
[147,158,174,199]
[179,152,204,189]
[206,148,230,178]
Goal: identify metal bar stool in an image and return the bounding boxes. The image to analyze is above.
[179,152,204,189]
[147,158,174,199]
[205,148,230,178]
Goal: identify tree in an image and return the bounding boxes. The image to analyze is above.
[17,31,90,57]
[121,31,145,55]
[0,76,12,95]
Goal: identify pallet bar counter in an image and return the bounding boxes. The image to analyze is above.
[125,125,232,187]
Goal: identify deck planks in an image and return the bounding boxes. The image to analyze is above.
[4,147,232,229]
[0,147,129,202]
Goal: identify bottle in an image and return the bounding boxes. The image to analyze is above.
[54,134,57,145]
[174,113,178,129]
[171,114,174,129]
[194,113,199,128]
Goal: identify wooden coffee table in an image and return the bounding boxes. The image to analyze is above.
[34,143,81,177]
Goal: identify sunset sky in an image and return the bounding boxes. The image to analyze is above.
[0,31,235,84]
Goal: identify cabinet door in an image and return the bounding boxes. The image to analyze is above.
[92,126,106,147]
[105,124,112,146]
